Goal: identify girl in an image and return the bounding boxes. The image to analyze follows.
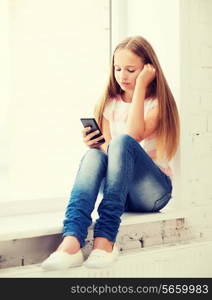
[41,36,180,270]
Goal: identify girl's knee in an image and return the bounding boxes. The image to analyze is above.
[108,134,137,150]
[83,148,107,162]
[79,148,107,173]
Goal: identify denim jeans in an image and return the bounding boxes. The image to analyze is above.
[63,134,172,247]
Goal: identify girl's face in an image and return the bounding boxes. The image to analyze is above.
[114,49,144,92]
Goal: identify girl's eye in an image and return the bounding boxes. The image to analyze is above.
[114,68,135,73]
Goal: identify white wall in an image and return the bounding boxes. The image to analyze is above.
[0,0,11,202]
[0,0,110,204]
[180,0,212,208]
[179,0,212,239]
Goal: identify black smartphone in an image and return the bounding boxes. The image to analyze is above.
[80,118,105,144]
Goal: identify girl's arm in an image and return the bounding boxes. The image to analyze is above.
[126,79,145,141]
[126,64,158,141]
[99,116,112,153]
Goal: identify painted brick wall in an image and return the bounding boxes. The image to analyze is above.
[180,0,212,239]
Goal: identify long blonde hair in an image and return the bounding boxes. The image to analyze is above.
[94,36,180,160]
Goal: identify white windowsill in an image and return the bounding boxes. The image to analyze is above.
[0,206,185,242]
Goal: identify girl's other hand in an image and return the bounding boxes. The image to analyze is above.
[82,127,104,149]
[136,63,156,89]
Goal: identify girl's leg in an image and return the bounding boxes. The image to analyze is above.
[125,158,172,212]
[62,148,107,248]
[94,134,172,244]
[41,148,108,270]
[123,138,173,213]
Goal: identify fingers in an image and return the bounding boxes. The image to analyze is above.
[144,63,156,72]
[83,128,100,141]
[87,135,104,147]
[82,126,91,138]
[82,127,104,148]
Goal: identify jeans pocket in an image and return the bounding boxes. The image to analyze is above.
[152,192,172,212]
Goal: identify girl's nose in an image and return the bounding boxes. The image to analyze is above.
[120,70,128,81]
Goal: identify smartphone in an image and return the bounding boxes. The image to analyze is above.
[80,118,105,144]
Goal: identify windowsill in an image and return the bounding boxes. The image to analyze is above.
[0,206,185,242]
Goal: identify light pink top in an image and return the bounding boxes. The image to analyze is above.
[103,95,173,179]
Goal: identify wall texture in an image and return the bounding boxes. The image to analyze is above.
[180,0,212,239]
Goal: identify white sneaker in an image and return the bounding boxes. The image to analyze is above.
[41,249,84,270]
[83,244,119,269]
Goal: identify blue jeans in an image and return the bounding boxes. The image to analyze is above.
[63,134,172,247]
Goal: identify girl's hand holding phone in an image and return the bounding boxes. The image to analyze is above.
[82,127,105,148]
